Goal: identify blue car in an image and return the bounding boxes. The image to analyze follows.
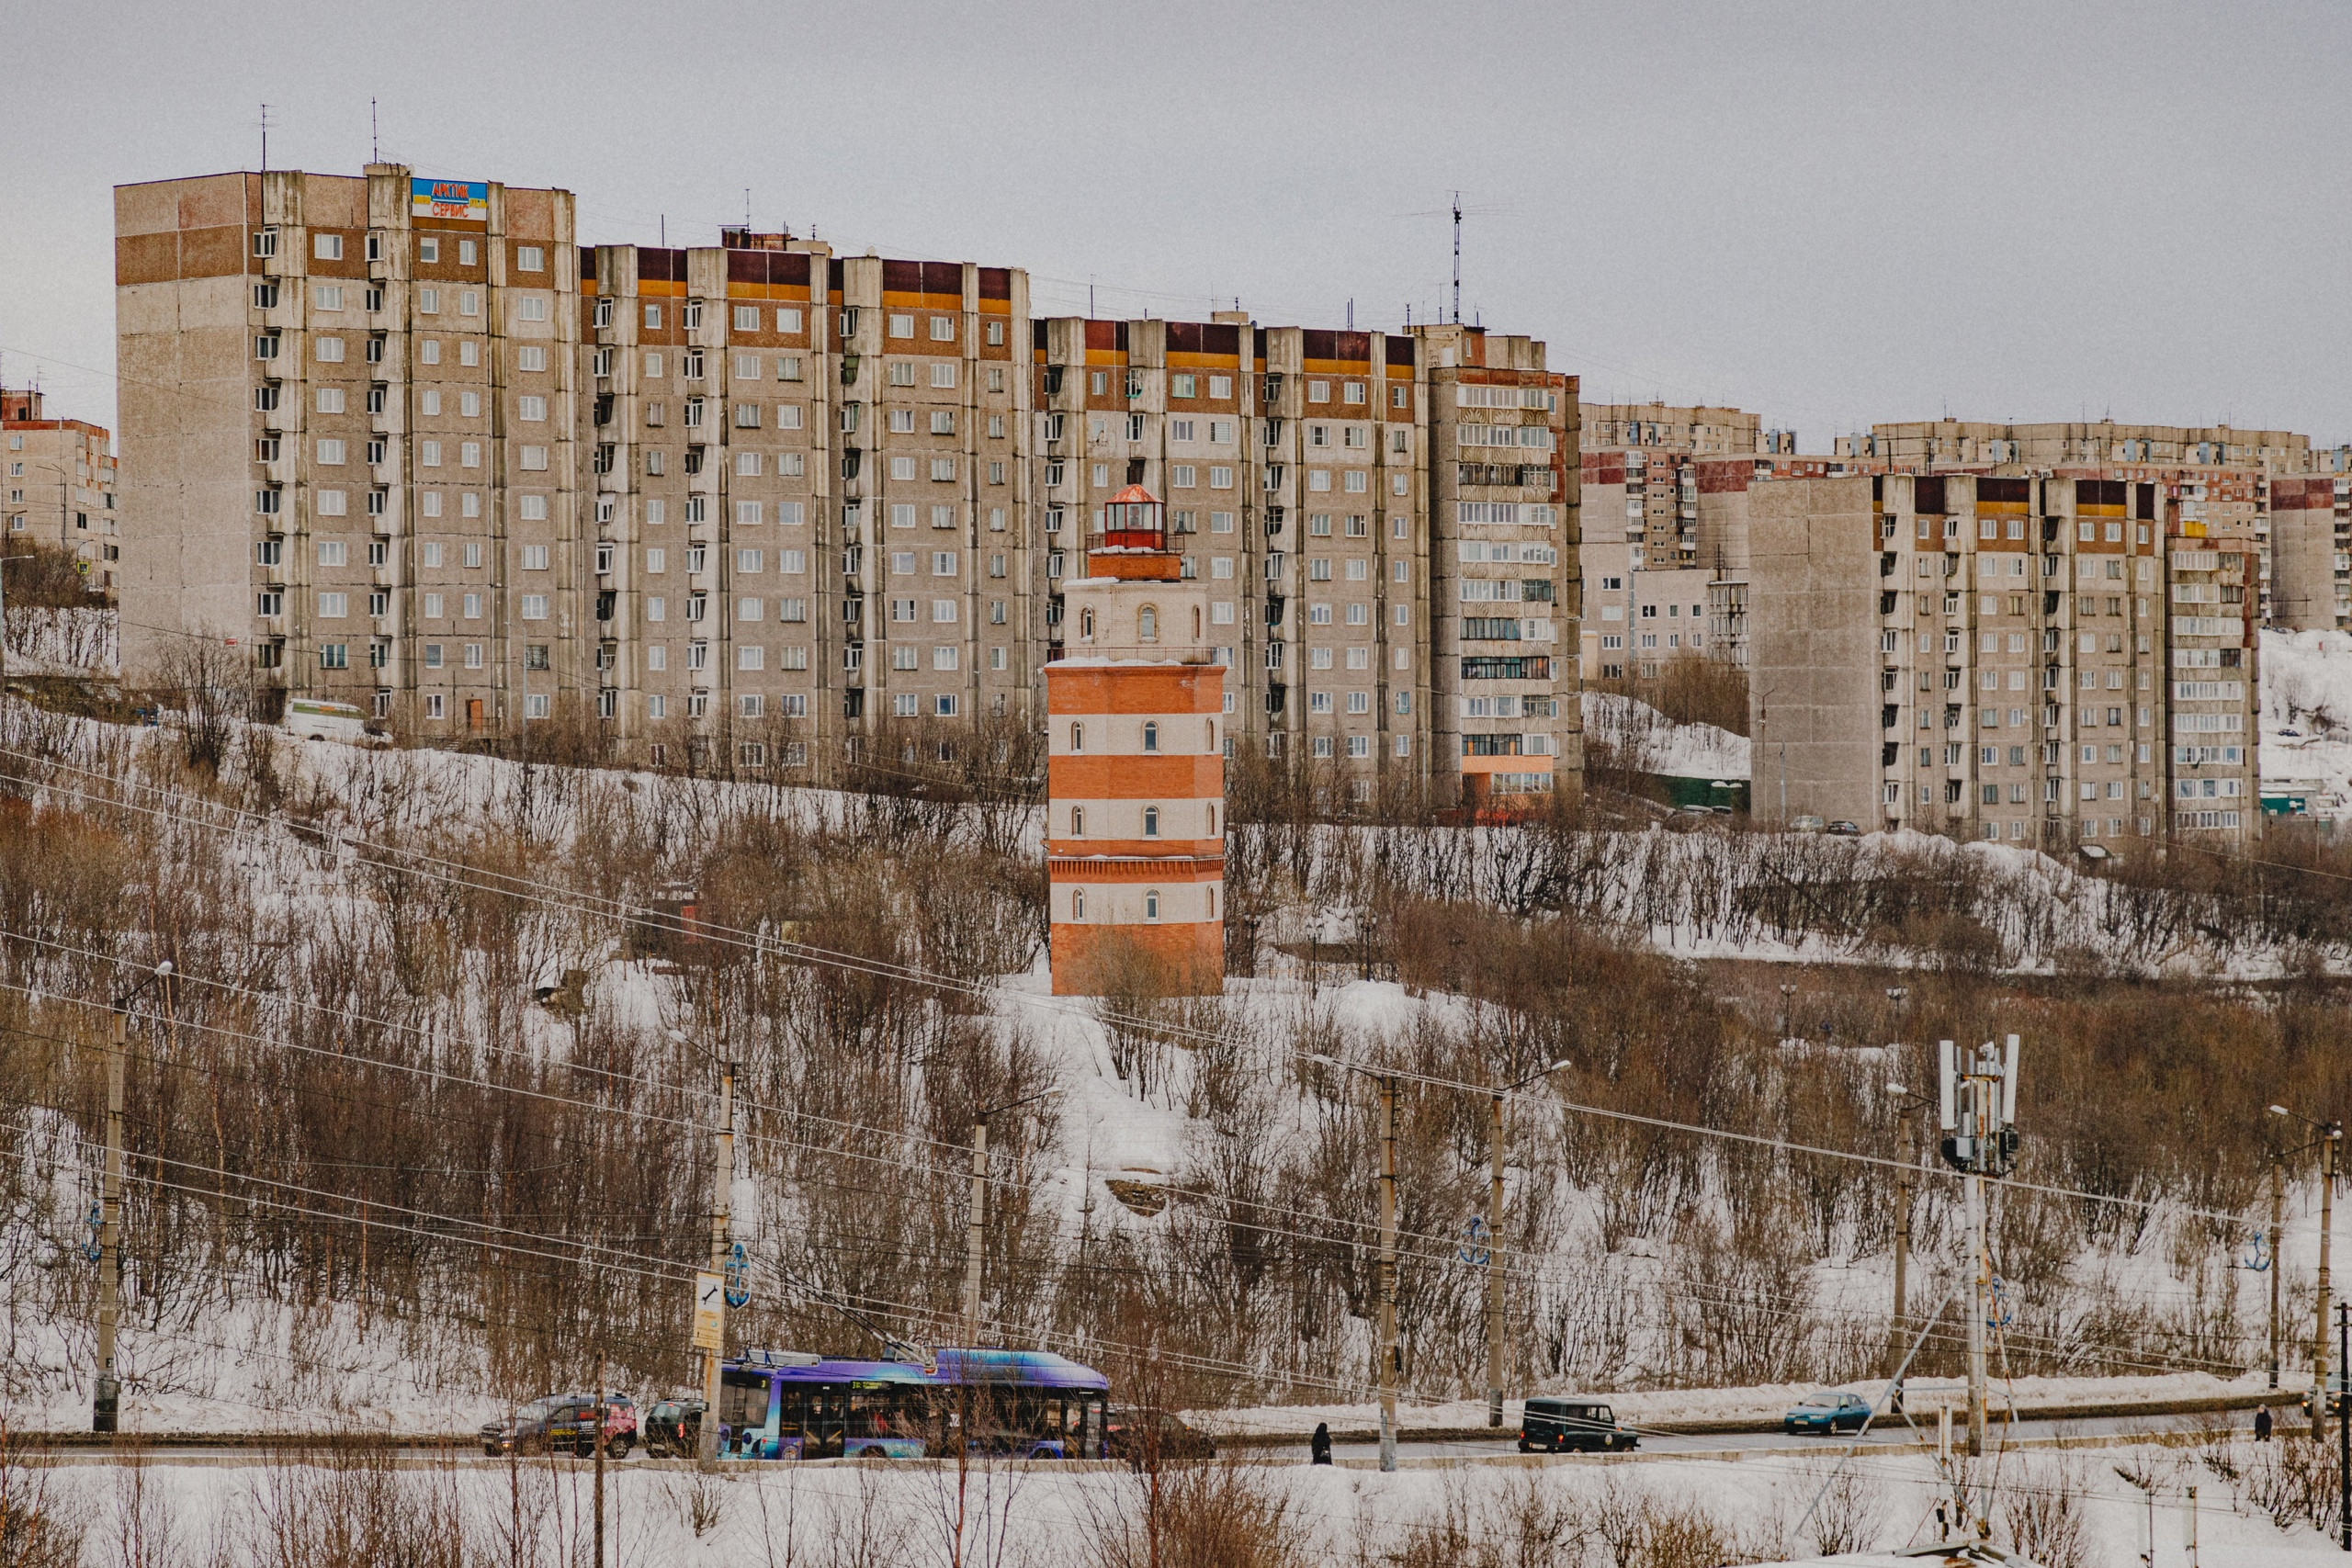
[1782,1391,1872,1435]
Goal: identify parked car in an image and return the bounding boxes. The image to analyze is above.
[481,1393,637,1458]
[1826,820,1862,837]
[1791,815,1826,834]
[1518,1397,1638,1453]
[283,697,388,746]
[1782,1391,1872,1435]
[1104,1407,1216,1462]
[640,1398,705,1459]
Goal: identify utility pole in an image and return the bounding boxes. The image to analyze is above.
[1936,1036,2019,1472]
[2339,1301,2349,1553]
[1889,1089,1916,1392]
[93,1009,126,1434]
[699,1060,733,1464]
[1377,1072,1398,1473]
[93,960,169,1434]
[594,1349,607,1568]
[1486,1089,1505,1428]
[963,1118,989,1348]
[2323,1125,2338,1442]
[2272,1156,2286,1390]
[1483,1059,1566,1428]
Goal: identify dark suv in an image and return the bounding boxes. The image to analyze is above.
[481,1393,637,1458]
[1518,1398,1637,1453]
[640,1398,706,1459]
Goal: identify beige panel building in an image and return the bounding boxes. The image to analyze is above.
[1750,472,2255,847]
[117,164,580,709]
[3,388,119,588]
[2270,475,2351,629]
[1854,420,2310,473]
[1031,319,1578,807]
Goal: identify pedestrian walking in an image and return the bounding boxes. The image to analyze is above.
[2255,1404,2274,1442]
[1310,1422,1332,1464]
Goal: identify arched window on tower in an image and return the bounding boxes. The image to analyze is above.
[1144,889,1160,920]
[1193,605,1203,637]
[1070,805,1084,837]
[1142,721,1159,753]
[1073,888,1086,919]
[1069,721,1084,752]
[1143,806,1159,837]
[1138,605,1158,643]
[1080,606,1095,638]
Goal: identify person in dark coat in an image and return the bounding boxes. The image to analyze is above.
[2256,1404,2274,1442]
[1310,1422,1332,1464]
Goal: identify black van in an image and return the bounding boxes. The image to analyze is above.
[1518,1398,1637,1453]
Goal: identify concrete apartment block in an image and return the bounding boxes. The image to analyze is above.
[1855,420,2310,474]
[1578,537,1716,683]
[574,242,1032,767]
[1750,472,2256,848]
[1031,319,1579,807]
[1748,478,1882,826]
[117,164,579,709]
[2265,475,2349,630]
[3,387,119,588]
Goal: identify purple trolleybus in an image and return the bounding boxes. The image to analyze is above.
[713,1348,1111,1461]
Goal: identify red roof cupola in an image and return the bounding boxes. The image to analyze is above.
[1100,484,1166,551]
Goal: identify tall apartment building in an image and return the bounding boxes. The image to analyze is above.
[117,164,581,705]
[577,240,1033,766]
[1749,472,2255,847]
[1029,319,1579,806]
[3,387,119,589]
[117,164,1582,806]
[1577,540,1714,683]
[2270,475,2352,629]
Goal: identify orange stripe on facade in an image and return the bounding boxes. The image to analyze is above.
[724,282,812,302]
[1048,756,1223,797]
[880,290,967,310]
[1300,358,1370,375]
[1046,667,1223,715]
[1164,352,1241,369]
[1047,843,1223,866]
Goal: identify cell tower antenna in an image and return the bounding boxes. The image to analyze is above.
[1452,191,1462,324]
[371,99,379,162]
[259,103,272,172]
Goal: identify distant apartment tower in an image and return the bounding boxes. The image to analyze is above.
[117,164,581,707]
[1046,487,1224,995]
[1031,320,1579,808]
[1749,473,2255,847]
[3,387,119,588]
[1853,420,2311,474]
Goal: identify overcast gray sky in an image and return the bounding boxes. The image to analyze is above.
[6,0,2346,446]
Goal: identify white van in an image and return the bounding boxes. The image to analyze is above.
[283,697,382,746]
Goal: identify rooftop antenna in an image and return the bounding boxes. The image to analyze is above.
[1347,298,1354,331]
[1452,191,1462,323]
[745,187,752,229]
[660,214,665,247]
[370,99,379,163]
[1089,277,1096,319]
[259,103,272,172]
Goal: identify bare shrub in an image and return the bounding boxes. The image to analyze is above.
[1087,1458,1307,1568]
[2001,1457,2091,1568]
[0,1428,84,1568]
